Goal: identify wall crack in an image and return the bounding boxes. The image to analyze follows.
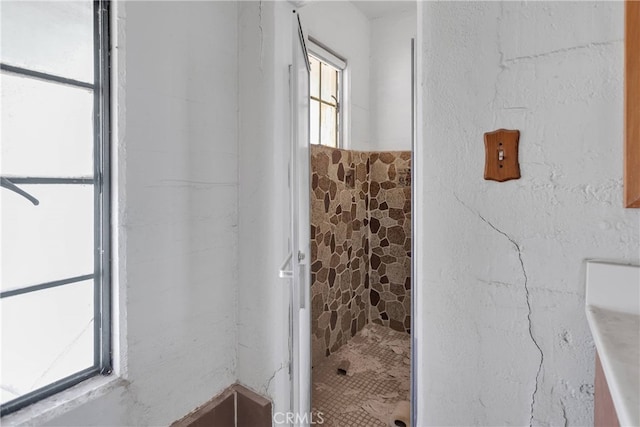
[264,362,287,395]
[454,194,544,427]
[560,399,568,427]
[505,39,622,64]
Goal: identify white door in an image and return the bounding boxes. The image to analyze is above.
[289,12,311,427]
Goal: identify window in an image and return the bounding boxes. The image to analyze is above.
[0,0,111,415]
[308,38,346,148]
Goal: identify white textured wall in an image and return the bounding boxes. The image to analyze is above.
[416,2,639,426]
[237,0,294,416]
[369,7,416,151]
[10,2,240,425]
[111,2,239,423]
[299,2,370,150]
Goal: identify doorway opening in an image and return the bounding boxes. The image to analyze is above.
[300,2,416,425]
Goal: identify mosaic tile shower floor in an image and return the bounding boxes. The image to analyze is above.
[311,323,410,426]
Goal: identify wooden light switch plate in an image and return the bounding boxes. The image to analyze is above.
[484,129,521,182]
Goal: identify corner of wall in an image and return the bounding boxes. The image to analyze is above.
[236,0,294,416]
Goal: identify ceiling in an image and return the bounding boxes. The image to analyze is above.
[350,1,416,20]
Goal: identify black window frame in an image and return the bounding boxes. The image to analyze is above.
[0,0,112,416]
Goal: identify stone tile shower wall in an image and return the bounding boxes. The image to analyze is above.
[311,146,369,366]
[310,145,411,365]
[367,152,412,333]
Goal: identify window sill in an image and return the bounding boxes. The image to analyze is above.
[1,375,128,426]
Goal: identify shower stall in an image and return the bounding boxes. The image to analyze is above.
[309,145,412,426]
[310,146,412,360]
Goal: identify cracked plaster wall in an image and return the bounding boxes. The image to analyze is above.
[236,0,294,417]
[416,2,639,426]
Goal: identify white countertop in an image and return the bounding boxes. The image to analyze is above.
[585,261,640,427]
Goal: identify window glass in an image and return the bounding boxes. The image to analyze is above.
[309,50,341,148]
[310,100,320,146]
[320,104,337,147]
[310,56,320,99]
[0,0,109,414]
[0,1,94,83]
[320,63,337,104]
[0,281,94,405]
[1,73,94,177]
[1,184,94,291]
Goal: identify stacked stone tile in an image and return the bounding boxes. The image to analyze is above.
[311,146,369,366]
[367,152,412,333]
[310,145,411,366]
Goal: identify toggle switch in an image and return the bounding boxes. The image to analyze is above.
[484,129,521,182]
